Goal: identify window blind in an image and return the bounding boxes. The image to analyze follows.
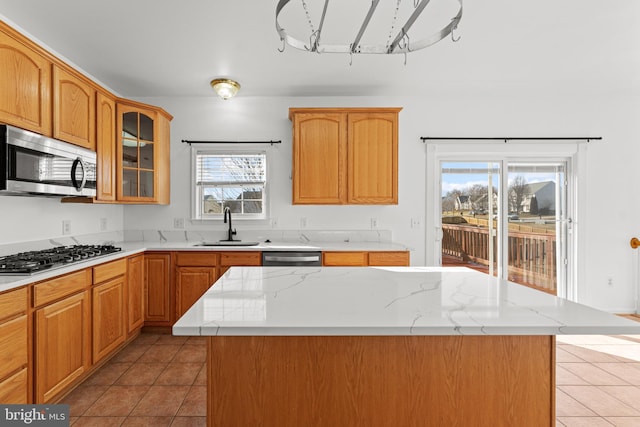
[195,153,266,185]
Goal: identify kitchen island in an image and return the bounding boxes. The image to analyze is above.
[173,266,640,427]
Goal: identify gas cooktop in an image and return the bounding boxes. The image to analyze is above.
[0,244,122,275]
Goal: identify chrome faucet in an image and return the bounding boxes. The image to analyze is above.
[223,206,237,241]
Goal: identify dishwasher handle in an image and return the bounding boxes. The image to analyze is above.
[262,251,322,266]
[264,255,320,263]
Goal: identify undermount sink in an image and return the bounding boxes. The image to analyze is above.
[195,241,260,247]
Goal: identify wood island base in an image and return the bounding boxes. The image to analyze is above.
[207,335,555,427]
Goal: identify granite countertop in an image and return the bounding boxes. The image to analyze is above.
[172,266,640,337]
[0,240,409,293]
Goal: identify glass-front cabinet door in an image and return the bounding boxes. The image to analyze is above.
[118,105,157,200]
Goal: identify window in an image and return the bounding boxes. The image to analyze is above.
[193,150,267,220]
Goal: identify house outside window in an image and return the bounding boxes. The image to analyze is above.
[192,150,267,220]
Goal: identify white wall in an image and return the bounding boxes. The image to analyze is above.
[127,91,640,313]
[0,196,123,245]
[1,90,635,312]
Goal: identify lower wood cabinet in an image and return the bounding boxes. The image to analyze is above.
[92,277,126,364]
[92,259,127,364]
[175,266,218,319]
[127,254,145,334]
[0,286,29,403]
[323,251,410,266]
[30,255,145,403]
[368,251,410,266]
[0,368,28,403]
[220,251,262,276]
[174,251,262,320]
[174,252,219,320]
[145,252,172,326]
[323,251,368,266]
[35,289,91,403]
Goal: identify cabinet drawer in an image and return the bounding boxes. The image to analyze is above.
[0,287,27,321]
[368,252,410,266]
[0,368,28,404]
[175,252,218,266]
[323,252,368,266]
[93,258,126,284]
[220,252,262,266]
[33,269,91,307]
[0,315,28,379]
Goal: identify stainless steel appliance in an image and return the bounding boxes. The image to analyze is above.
[0,124,97,197]
[262,251,322,266]
[0,244,122,275]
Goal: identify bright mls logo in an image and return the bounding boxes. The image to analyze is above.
[0,405,69,426]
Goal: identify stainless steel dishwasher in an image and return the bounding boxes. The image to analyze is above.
[261,251,322,266]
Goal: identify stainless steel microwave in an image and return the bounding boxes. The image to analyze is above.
[0,124,97,197]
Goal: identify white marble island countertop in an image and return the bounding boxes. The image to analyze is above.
[172,266,640,337]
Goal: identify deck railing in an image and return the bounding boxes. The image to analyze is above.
[441,223,557,293]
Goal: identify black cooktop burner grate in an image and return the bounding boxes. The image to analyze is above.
[0,244,122,275]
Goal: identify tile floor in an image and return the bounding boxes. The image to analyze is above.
[556,333,640,426]
[62,330,640,426]
[63,333,207,426]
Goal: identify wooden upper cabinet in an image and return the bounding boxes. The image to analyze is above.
[52,65,96,150]
[290,108,401,205]
[96,91,117,201]
[116,100,172,204]
[1,22,173,205]
[292,112,346,204]
[348,112,398,204]
[156,112,171,205]
[0,22,52,135]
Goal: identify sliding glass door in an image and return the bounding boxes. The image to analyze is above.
[440,160,569,295]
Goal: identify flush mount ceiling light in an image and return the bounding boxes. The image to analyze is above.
[276,0,462,57]
[210,78,241,100]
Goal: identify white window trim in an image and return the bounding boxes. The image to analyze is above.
[424,140,588,302]
[190,145,271,222]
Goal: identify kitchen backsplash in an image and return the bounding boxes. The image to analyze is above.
[123,229,392,244]
[0,229,392,256]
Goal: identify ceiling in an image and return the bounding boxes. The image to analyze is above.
[0,0,638,98]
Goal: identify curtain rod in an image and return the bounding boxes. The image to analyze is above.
[420,136,602,142]
[182,139,282,145]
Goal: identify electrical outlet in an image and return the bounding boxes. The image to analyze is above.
[371,218,378,229]
[411,217,422,228]
[99,218,107,231]
[300,217,307,229]
[607,277,613,286]
[174,218,185,229]
[62,220,71,235]
[271,217,278,228]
